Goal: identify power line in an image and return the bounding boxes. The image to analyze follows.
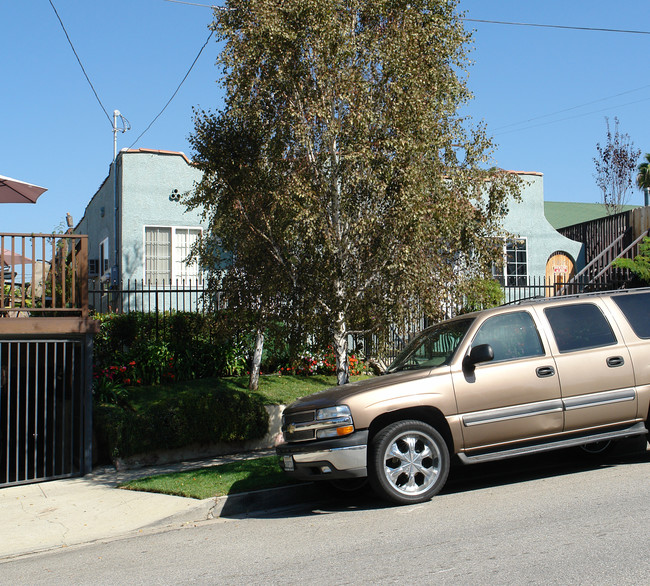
[128,30,215,149]
[48,0,112,126]
[493,95,650,137]
[163,0,220,9]
[465,18,650,36]
[492,84,650,133]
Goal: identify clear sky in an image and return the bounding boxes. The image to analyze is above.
[2,0,650,235]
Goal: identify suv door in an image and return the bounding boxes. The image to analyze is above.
[451,310,563,450]
[538,301,636,431]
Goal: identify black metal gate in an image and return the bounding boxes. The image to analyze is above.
[1,337,92,487]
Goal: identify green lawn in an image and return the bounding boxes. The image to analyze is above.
[126,373,372,410]
[117,374,373,498]
[120,456,294,499]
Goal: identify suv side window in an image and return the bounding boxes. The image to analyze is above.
[611,292,650,339]
[545,303,617,353]
[471,311,544,362]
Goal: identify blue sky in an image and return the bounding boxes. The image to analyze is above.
[2,0,650,234]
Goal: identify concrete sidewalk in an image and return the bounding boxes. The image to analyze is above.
[0,450,318,560]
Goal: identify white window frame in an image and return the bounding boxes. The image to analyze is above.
[99,237,110,275]
[493,237,528,287]
[143,225,203,285]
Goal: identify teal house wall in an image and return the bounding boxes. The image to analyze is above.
[503,171,584,280]
[76,149,204,284]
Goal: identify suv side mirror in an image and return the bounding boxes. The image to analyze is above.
[462,344,494,372]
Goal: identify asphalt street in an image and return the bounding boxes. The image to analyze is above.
[2,442,648,585]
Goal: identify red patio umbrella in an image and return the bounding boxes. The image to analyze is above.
[0,175,47,203]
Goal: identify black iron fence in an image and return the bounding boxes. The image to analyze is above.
[89,276,632,365]
[89,279,217,315]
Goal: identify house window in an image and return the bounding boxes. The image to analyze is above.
[493,238,528,286]
[99,237,110,275]
[174,228,201,282]
[144,226,202,284]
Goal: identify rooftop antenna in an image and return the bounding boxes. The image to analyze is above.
[112,109,131,161]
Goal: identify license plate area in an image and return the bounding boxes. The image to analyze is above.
[283,455,295,471]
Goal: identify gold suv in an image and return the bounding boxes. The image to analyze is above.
[277,289,650,504]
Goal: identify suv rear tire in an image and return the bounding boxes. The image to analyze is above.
[578,440,614,457]
[368,420,450,505]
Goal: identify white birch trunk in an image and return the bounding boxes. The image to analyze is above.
[333,308,349,386]
[249,327,265,391]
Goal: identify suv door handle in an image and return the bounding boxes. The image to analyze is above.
[536,366,555,378]
[607,356,625,367]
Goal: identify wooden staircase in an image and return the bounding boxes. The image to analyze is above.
[561,227,648,294]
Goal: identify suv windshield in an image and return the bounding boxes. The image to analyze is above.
[387,318,474,373]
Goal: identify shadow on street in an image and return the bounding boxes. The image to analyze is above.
[235,436,649,520]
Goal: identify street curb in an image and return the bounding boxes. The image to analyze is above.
[213,482,326,518]
[140,482,327,532]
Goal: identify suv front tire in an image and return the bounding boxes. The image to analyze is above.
[368,420,450,505]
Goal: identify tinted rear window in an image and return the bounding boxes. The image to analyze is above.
[612,291,650,339]
[544,303,617,353]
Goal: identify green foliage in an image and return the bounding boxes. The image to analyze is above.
[187,0,521,386]
[612,237,650,283]
[93,361,139,406]
[93,312,231,389]
[93,312,304,397]
[460,278,505,313]
[637,153,650,191]
[93,388,269,462]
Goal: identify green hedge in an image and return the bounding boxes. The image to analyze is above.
[93,388,269,463]
[93,312,293,388]
[93,312,232,386]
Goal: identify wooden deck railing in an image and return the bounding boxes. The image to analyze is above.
[0,233,89,318]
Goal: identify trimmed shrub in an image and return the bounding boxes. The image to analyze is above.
[93,388,269,463]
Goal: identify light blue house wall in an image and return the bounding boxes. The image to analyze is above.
[75,166,116,280]
[119,149,204,282]
[76,149,204,284]
[503,171,584,280]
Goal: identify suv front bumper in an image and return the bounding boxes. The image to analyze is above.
[276,430,369,481]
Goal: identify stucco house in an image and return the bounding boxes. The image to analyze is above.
[76,152,582,308]
[494,171,583,294]
[76,148,204,287]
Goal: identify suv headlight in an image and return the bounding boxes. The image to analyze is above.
[315,405,354,439]
[316,405,351,420]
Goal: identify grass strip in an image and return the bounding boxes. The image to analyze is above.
[120,456,295,500]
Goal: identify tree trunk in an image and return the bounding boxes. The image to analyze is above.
[249,327,265,391]
[333,313,349,386]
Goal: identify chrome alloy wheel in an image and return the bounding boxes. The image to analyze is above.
[369,420,450,504]
[381,430,442,497]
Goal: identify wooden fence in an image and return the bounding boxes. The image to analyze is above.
[1,233,89,318]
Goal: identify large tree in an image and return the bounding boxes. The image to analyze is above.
[593,117,641,215]
[188,0,520,385]
[189,114,297,390]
